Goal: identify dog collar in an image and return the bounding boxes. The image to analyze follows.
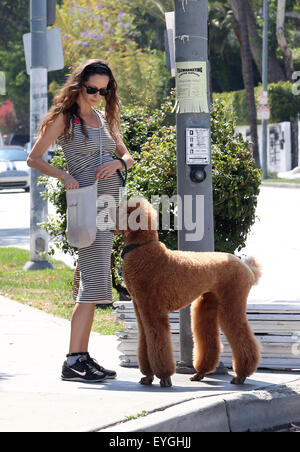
[121,240,156,259]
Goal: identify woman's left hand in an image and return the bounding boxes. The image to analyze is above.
[94,160,121,180]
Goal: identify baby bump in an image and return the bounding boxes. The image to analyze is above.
[75,167,96,188]
[97,168,124,204]
[96,168,124,231]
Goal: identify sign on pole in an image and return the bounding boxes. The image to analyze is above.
[23,28,64,75]
[259,90,268,106]
[186,128,210,165]
[173,61,209,114]
[257,105,270,121]
[165,12,175,77]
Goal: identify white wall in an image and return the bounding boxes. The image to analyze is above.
[236,122,292,174]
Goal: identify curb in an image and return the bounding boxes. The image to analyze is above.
[261,182,300,189]
[99,379,300,433]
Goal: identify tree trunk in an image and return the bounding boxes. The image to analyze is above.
[228,0,260,167]
[276,0,294,81]
[245,0,286,83]
[229,0,286,83]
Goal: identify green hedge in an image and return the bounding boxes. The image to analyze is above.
[213,81,300,125]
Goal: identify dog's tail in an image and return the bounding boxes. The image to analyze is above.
[241,256,262,286]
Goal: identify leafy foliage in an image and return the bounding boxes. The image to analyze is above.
[211,99,261,253]
[38,90,261,298]
[54,0,170,109]
[214,80,300,125]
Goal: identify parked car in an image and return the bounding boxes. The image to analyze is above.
[5,133,30,147]
[25,142,56,163]
[0,146,30,192]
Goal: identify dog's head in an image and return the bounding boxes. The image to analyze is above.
[109,196,158,240]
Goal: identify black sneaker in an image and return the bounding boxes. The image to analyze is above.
[85,353,117,379]
[61,355,106,383]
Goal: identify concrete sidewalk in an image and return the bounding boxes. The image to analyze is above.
[1,295,300,433]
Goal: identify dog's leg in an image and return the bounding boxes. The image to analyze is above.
[140,308,175,387]
[190,293,221,382]
[218,292,260,385]
[132,300,154,385]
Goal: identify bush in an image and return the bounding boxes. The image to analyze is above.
[268,81,300,123]
[38,92,261,299]
[211,101,262,253]
[214,81,300,125]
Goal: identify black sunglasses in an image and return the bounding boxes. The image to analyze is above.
[82,84,111,96]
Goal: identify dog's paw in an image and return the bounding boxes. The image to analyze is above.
[160,377,172,387]
[139,376,154,385]
[231,376,246,385]
[190,372,205,382]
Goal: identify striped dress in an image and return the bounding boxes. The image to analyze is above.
[56,109,124,304]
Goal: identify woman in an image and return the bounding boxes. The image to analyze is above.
[27,59,134,383]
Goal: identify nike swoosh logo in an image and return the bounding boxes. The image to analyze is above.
[71,369,87,377]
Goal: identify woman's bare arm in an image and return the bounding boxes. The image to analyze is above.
[114,133,135,170]
[27,114,79,189]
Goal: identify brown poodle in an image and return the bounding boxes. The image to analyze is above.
[110,196,261,387]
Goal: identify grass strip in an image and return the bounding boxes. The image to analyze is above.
[0,247,125,335]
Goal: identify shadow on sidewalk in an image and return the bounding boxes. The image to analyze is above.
[73,373,274,393]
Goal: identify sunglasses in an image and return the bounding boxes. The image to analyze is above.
[82,84,111,96]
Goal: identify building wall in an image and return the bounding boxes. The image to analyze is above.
[236,122,293,174]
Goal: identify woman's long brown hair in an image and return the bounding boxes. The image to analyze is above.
[38,58,122,144]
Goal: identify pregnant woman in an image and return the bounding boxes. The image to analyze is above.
[27,59,134,383]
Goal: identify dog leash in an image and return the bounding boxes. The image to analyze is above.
[121,240,157,259]
[114,157,127,187]
[120,240,157,275]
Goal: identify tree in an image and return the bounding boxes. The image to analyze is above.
[0,42,29,134]
[0,1,30,133]
[54,0,170,109]
[276,0,294,80]
[228,0,260,167]
[0,100,17,134]
[244,0,287,82]
[0,1,29,50]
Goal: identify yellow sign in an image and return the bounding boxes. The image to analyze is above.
[173,61,209,114]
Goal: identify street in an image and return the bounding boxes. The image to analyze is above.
[0,183,300,432]
[0,186,75,268]
[236,184,300,302]
[0,184,299,302]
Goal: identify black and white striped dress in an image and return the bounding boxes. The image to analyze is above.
[56,109,124,304]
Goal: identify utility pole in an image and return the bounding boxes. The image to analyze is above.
[173,0,225,374]
[24,0,53,271]
[262,0,269,179]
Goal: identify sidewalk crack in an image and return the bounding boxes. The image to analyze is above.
[224,399,232,432]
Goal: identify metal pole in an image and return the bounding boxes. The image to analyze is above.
[262,0,269,179]
[24,0,53,271]
[174,0,225,374]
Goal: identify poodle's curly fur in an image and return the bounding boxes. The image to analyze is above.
[111,196,261,387]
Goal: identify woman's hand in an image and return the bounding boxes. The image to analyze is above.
[62,172,80,190]
[94,160,122,181]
